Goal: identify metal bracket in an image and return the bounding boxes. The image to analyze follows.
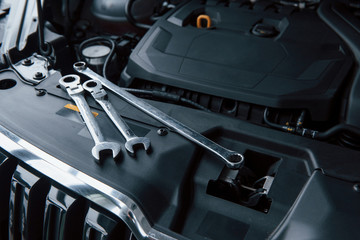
[13,54,54,85]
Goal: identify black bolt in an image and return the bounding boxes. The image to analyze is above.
[354,183,360,192]
[36,89,46,96]
[22,59,33,66]
[33,72,45,80]
[79,22,90,31]
[157,128,168,136]
[75,31,85,39]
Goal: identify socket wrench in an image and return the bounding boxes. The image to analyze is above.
[59,74,121,161]
[73,62,244,169]
[83,79,151,155]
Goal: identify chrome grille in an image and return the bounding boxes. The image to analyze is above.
[2,164,134,240]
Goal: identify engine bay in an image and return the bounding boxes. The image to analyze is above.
[0,0,360,239]
[125,0,352,122]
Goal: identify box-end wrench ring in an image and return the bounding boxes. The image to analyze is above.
[83,79,151,155]
[73,62,244,169]
[59,74,121,161]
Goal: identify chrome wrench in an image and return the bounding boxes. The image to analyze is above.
[59,74,121,161]
[83,79,151,155]
[74,62,244,169]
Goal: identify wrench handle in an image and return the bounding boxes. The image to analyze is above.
[71,94,105,144]
[96,99,137,141]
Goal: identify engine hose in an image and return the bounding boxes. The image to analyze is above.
[125,88,211,112]
[125,0,152,30]
[180,98,211,112]
[315,123,360,140]
[263,108,296,132]
[339,132,360,149]
[264,108,360,141]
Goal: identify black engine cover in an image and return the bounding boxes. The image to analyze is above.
[123,0,352,121]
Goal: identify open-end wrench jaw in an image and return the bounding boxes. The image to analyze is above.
[125,137,151,155]
[83,79,152,156]
[92,142,121,161]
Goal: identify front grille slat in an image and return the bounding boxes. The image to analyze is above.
[83,225,105,240]
[6,166,137,240]
[83,208,111,240]
[43,186,79,240]
[43,203,65,240]
[9,166,43,240]
[27,177,51,240]
[63,198,88,240]
[43,185,93,240]
[83,208,133,240]
[8,181,24,240]
[0,156,18,240]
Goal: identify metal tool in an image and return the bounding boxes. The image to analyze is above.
[83,79,151,155]
[73,62,244,169]
[59,74,121,161]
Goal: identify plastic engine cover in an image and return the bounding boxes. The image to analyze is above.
[123,0,352,121]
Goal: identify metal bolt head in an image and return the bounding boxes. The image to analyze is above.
[22,59,33,66]
[33,72,45,80]
[157,128,168,136]
[354,183,360,193]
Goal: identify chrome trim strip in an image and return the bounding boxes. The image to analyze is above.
[0,124,176,240]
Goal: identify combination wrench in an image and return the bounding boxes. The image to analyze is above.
[59,74,121,161]
[73,62,244,169]
[83,79,151,155]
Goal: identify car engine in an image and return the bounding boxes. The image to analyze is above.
[0,0,359,239]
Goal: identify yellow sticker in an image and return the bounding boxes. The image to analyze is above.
[64,104,98,117]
